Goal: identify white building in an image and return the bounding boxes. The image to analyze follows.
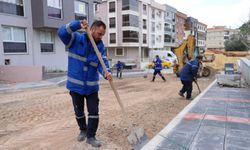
[96,0,168,69]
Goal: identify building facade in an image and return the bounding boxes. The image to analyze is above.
[206,26,238,51]
[0,0,99,71]
[175,11,187,47]
[163,4,176,50]
[96,0,173,69]
[197,22,207,53]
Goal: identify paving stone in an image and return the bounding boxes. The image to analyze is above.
[225,145,250,150]
[228,102,248,109]
[189,105,207,114]
[227,108,249,118]
[206,107,227,116]
[189,126,225,150]
[227,122,250,131]
[225,136,250,150]
[157,132,194,150]
[227,128,250,139]
[201,119,226,128]
[174,120,202,134]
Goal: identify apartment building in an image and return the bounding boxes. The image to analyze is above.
[163,4,176,50]
[184,17,198,56]
[206,26,239,51]
[96,0,168,69]
[175,11,187,47]
[149,0,165,51]
[0,0,99,71]
[197,22,207,53]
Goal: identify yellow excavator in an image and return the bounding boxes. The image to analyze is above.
[173,35,213,77]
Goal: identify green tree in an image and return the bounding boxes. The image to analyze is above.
[239,21,250,36]
[239,21,250,50]
[224,21,250,51]
[224,38,247,51]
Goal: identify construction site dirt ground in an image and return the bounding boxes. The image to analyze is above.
[0,74,215,150]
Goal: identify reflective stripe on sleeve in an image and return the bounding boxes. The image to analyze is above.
[66,33,75,49]
[66,23,73,34]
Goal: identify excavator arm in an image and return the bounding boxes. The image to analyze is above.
[173,35,196,75]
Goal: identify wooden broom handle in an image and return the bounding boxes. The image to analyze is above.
[86,28,126,115]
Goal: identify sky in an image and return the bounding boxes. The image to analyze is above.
[154,0,250,29]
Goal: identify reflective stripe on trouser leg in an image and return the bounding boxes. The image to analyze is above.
[69,91,87,131]
[86,92,99,138]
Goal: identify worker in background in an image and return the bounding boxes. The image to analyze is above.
[151,55,166,82]
[116,60,123,79]
[178,55,203,100]
[58,19,112,148]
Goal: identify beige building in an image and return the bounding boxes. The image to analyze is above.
[206,26,239,50]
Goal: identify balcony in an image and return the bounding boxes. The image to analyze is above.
[31,0,74,28]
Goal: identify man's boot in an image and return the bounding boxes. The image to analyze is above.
[77,130,87,141]
[162,76,166,82]
[86,137,101,147]
[151,76,155,82]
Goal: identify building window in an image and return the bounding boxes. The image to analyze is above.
[2,26,26,53]
[109,1,115,12]
[109,17,116,28]
[157,11,161,18]
[143,19,147,29]
[151,9,155,19]
[40,31,54,53]
[110,33,116,43]
[115,48,124,56]
[164,34,171,43]
[164,23,171,32]
[75,0,88,20]
[0,0,24,16]
[47,0,62,19]
[123,30,139,43]
[143,34,147,44]
[157,23,161,30]
[122,14,139,27]
[143,4,147,15]
[151,22,155,32]
[158,35,162,42]
[94,3,99,12]
[172,25,175,32]
[122,0,138,12]
[151,34,155,45]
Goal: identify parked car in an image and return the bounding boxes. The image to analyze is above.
[147,59,171,69]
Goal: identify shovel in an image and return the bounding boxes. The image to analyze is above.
[86,27,148,149]
[194,80,201,94]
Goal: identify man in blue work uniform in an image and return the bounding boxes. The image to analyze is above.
[58,20,112,147]
[151,55,166,82]
[116,60,123,79]
[179,55,203,100]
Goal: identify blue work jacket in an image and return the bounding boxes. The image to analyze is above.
[154,58,163,71]
[179,58,200,81]
[58,20,110,95]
